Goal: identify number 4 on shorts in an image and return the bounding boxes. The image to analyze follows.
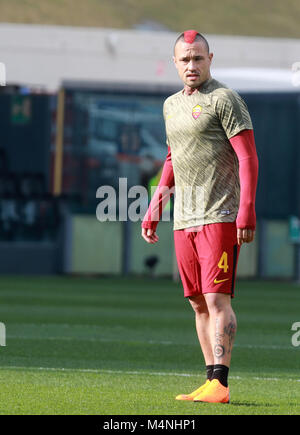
[218,251,229,273]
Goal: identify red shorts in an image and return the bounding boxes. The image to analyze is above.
[174,222,240,298]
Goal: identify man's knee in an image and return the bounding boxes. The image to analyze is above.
[204,293,231,315]
[188,294,208,315]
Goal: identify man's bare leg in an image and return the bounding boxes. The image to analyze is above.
[188,294,214,367]
[175,294,214,400]
[204,293,237,382]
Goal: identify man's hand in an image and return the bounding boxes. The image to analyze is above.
[141,228,159,244]
[237,228,255,246]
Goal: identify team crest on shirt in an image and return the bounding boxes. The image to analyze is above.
[192,105,202,119]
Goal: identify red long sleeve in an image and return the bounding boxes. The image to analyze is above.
[142,146,175,231]
[229,129,259,230]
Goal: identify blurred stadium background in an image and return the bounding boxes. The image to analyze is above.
[0,0,300,415]
[0,1,299,280]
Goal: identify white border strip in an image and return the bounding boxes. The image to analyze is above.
[0,62,6,86]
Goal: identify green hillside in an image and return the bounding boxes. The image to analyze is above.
[0,0,300,38]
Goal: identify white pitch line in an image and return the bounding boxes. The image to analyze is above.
[0,366,299,383]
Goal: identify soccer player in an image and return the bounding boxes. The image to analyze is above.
[141,30,258,404]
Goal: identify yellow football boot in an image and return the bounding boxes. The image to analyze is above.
[175,379,210,401]
[193,379,230,403]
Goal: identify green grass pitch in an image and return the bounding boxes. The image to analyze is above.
[0,275,299,415]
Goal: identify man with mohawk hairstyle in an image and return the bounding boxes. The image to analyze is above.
[141,30,258,404]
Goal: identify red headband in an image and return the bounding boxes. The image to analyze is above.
[183,30,199,44]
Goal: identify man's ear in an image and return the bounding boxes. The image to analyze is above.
[173,55,177,69]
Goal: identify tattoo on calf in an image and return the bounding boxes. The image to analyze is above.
[224,315,237,354]
[214,317,226,361]
[214,315,237,360]
[214,344,225,359]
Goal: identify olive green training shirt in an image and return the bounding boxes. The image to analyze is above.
[163,78,253,230]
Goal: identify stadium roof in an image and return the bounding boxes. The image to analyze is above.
[0,23,299,93]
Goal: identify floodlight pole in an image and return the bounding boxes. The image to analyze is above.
[54,88,65,196]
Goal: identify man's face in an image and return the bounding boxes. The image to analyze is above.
[173,40,213,88]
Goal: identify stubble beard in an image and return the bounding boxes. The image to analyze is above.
[184,77,203,91]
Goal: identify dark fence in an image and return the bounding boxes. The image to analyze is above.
[0,93,63,243]
[244,92,300,219]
